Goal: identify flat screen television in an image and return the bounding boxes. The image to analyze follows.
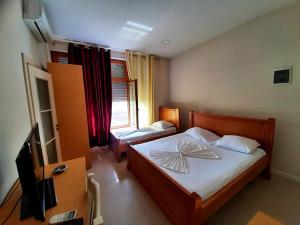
[15,123,57,222]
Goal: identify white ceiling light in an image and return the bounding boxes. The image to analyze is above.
[120,26,148,40]
[126,21,153,31]
[122,26,148,35]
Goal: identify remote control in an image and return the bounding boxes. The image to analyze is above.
[49,210,77,224]
[53,164,68,175]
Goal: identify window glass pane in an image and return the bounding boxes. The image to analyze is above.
[36,78,51,110]
[46,140,58,164]
[51,51,68,64]
[111,63,126,78]
[41,111,55,142]
[58,57,68,64]
[111,82,129,127]
[111,101,129,127]
[112,83,128,101]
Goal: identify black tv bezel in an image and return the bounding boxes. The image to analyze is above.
[15,123,46,221]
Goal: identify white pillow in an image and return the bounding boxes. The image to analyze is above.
[185,127,220,144]
[215,135,260,154]
[152,120,174,129]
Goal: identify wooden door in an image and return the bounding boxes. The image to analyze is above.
[47,63,90,167]
[28,65,62,165]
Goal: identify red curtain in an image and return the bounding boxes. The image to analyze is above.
[68,44,112,147]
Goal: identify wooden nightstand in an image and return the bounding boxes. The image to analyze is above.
[247,211,284,225]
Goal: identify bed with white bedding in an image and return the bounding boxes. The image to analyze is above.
[133,133,266,200]
[110,107,179,162]
[111,126,177,144]
[127,111,275,225]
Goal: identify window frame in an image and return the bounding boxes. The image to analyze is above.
[111,59,131,130]
[111,59,129,82]
[50,51,68,64]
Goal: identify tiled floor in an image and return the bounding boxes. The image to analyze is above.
[89,148,300,225]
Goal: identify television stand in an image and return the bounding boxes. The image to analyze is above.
[42,177,57,210]
[0,157,87,225]
[20,177,57,221]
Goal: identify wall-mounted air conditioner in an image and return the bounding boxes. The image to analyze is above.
[23,0,52,42]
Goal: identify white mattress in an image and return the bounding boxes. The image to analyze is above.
[111,126,177,144]
[132,133,266,200]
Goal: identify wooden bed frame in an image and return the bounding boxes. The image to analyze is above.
[127,111,275,225]
[110,107,180,162]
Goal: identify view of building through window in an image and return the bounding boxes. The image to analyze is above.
[111,60,130,128]
[111,101,129,127]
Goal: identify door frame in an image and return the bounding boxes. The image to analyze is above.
[22,53,62,164]
[22,53,38,125]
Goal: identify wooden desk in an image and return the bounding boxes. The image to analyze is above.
[247,211,284,225]
[0,157,87,224]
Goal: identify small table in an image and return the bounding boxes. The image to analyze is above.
[247,211,284,225]
[0,157,88,225]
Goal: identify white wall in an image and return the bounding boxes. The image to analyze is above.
[0,0,48,202]
[169,3,300,178]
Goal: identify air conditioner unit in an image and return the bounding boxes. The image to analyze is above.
[23,0,52,42]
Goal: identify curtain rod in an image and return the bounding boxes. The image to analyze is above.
[51,37,162,58]
[126,50,151,56]
[51,37,124,52]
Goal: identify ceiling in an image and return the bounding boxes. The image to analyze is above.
[42,0,299,58]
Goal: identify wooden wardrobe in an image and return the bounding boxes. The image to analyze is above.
[48,63,90,168]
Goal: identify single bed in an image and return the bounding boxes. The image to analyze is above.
[110,107,179,162]
[127,111,275,225]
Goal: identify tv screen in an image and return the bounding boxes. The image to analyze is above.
[16,124,45,221]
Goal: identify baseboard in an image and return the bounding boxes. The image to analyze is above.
[271,169,300,183]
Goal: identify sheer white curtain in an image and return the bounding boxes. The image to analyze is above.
[125,51,154,127]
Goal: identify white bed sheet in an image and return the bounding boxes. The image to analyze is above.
[111,126,177,144]
[132,133,266,200]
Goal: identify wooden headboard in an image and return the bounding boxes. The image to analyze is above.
[189,111,275,156]
[159,107,180,131]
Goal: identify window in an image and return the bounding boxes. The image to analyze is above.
[111,60,130,128]
[50,51,68,64]
[111,82,129,127]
